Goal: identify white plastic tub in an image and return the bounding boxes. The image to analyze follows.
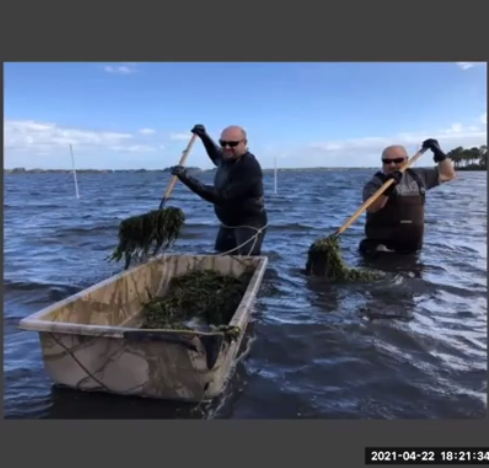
[19,254,268,402]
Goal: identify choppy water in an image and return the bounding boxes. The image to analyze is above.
[3,170,487,419]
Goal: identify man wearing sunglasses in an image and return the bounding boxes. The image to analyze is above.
[170,124,267,256]
[359,138,456,256]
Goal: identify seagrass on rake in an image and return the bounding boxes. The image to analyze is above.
[109,135,197,269]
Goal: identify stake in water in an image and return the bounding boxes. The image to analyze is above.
[69,144,80,200]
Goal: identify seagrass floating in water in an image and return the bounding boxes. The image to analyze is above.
[305,235,384,281]
[109,134,197,269]
[305,148,427,282]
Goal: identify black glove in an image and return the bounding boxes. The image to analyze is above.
[422,138,447,163]
[378,170,402,196]
[191,124,206,137]
[170,165,187,177]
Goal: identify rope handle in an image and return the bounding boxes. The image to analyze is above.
[334,147,428,237]
[159,133,198,209]
[217,223,268,257]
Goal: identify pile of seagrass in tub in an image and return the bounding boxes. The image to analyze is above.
[140,268,254,332]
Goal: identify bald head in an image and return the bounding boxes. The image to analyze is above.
[221,125,247,141]
[220,125,248,159]
[381,145,408,174]
[382,145,408,160]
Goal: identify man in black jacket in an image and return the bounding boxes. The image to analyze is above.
[170,124,267,256]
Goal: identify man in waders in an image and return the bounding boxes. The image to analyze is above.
[170,124,267,256]
[359,138,456,256]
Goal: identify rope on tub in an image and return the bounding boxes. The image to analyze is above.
[217,222,269,257]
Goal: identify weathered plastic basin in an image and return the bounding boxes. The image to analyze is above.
[19,254,268,402]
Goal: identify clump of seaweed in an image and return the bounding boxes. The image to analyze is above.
[140,268,254,330]
[305,236,384,282]
[109,207,185,269]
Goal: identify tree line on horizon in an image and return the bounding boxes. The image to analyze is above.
[446,144,487,170]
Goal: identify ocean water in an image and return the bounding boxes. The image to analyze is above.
[3,169,487,419]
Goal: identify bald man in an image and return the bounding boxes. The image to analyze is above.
[170,124,267,256]
[359,138,456,256]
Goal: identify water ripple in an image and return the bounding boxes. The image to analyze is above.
[3,170,487,419]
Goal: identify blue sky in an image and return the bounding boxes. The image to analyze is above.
[4,62,487,170]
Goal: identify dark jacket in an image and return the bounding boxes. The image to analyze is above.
[178,134,267,227]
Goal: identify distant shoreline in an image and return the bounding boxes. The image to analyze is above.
[4,167,379,174]
[6,165,484,174]
[7,144,485,174]
[455,165,486,171]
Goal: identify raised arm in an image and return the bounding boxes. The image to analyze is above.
[170,155,262,206]
[418,138,457,188]
[191,124,223,166]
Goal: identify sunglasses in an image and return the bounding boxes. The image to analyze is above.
[382,157,406,165]
[219,140,241,148]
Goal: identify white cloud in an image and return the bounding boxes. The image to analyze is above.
[4,119,170,169]
[303,123,486,167]
[455,62,485,71]
[103,62,137,75]
[4,118,486,170]
[4,120,133,149]
[456,62,475,70]
[443,123,463,133]
[138,128,156,135]
[107,144,165,153]
[108,144,159,153]
[169,132,192,141]
[3,120,167,156]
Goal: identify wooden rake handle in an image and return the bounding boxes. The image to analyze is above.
[159,133,198,209]
[334,147,428,237]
